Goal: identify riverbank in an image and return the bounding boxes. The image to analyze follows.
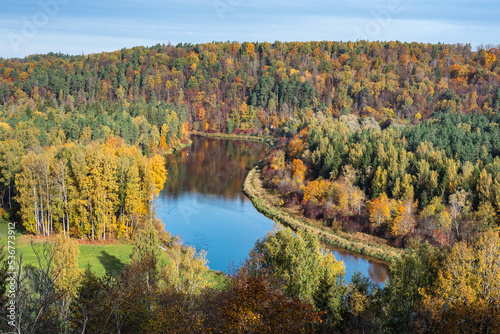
[195,132,401,263]
[243,166,402,263]
[0,220,227,289]
[191,131,277,146]
[163,138,192,156]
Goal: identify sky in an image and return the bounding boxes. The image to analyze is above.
[1,0,499,59]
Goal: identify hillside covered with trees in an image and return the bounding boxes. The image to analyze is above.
[0,41,499,239]
[1,40,500,333]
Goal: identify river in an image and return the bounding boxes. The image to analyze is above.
[155,136,388,284]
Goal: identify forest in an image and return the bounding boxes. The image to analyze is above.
[0,40,499,333]
[260,109,500,248]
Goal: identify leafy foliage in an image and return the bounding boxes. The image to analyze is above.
[248,228,346,326]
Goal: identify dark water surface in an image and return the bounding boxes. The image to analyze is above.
[156,136,388,284]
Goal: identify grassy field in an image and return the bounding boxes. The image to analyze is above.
[0,219,135,276]
[0,219,229,289]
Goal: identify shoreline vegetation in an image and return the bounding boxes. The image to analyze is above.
[0,139,205,275]
[164,138,192,156]
[189,131,401,263]
[4,131,399,276]
[243,166,402,263]
[190,131,278,146]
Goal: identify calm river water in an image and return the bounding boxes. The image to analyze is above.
[156,136,388,284]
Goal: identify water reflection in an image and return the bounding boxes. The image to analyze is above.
[157,136,274,271]
[327,247,389,285]
[156,136,389,284]
[163,137,268,200]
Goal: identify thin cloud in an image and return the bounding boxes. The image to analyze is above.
[1,0,499,58]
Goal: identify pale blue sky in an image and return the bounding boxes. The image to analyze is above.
[1,0,499,58]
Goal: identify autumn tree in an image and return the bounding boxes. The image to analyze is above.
[130,221,161,288]
[287,135,305,160]
[420,197,452,245]
[303,179,331,203]
[15,149,57,236]
[81,144,119,240]
[0,139,24,209]
[391,199,418,237]
[416,231,500,333]
[449,189,469,238]
[52,234,82,326]
[291,159,307,185]
[162,243,209,298]
[367,192,393,229]
[341,165,365,215]
[384,243,443,333]
[371,166,388,199]
[218,271,322,334]
[143,154,168,222]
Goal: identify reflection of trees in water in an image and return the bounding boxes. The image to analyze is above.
[164,136,268,199]
[368,263,388,284]
[325,245,389,284]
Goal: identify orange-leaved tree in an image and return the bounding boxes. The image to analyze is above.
[367,192,393,229]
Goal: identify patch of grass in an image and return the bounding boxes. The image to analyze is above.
[0,219,228,290]
[205,270,232,291]
[77,243,134,277]
[0,218,23,241]
[0,219,132,276]
[0,231,132,277]
[0,219,35,264]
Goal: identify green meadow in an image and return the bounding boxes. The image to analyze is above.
[0,219,228,289]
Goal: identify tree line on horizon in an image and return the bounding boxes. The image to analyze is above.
[1,40,499,133]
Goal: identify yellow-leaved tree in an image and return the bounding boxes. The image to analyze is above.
[81,144,118,240]
[416,231,500,333]
[162,243,209,298]
[391,199,418,237]
[291,159,307,186]
[303,179,331,203]
[52,234,82,319]
[144,154,167,222]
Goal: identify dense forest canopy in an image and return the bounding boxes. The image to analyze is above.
[1,41,499,130]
